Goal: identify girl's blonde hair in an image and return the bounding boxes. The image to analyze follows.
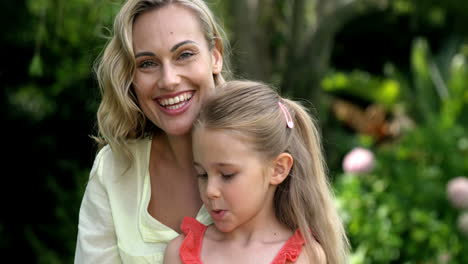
[94,0,231,164]
[194,80,349,264]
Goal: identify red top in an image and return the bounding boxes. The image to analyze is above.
[179,217,305,264]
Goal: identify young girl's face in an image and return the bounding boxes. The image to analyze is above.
[192,128,276,233]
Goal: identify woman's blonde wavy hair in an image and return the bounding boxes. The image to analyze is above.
[94,0,231,165]
[194,80,349,264]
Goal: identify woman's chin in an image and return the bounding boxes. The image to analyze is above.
[164,124,194,137]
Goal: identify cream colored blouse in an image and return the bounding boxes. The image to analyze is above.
[75,138,211,263]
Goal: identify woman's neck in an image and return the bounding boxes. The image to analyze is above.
[152,132,194,171]
[147,131,202,232]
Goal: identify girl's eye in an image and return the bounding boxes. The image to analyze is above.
[196,173,208,179]
[222,173,236,180]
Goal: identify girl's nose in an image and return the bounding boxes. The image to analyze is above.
[206,178,221,199]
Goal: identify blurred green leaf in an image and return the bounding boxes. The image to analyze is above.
[322,70,400,107]
[29,53,43,77]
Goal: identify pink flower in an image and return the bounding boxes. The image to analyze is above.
[437,253,452,264]
[342,147,375,174]
[457,212,468,236]
[447,176,468,209]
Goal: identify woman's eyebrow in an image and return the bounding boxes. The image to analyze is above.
[134,40,198,58]
[135,51,155,58]
[170,40,197,52]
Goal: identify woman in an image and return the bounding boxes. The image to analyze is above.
[75,0,230,263]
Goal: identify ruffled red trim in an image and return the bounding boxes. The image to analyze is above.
[178,217,305,264]
[270,229,305,263]
[179,217,207,264]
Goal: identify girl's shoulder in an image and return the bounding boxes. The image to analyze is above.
[179,217,208,251]
[164,234,186,264]
[170,217,207,264]
[292,238,326,264]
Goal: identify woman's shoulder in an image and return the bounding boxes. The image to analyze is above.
[101,138,150,155]
[95,138,150,163]
[90,138,151,181]
[89,145,112,179]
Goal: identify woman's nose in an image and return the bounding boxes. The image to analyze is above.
[157,64,181,90]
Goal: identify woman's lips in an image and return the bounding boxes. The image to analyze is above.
[155,91,194,116]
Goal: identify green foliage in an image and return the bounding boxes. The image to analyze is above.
[322,70,401,108]
[330,37,468,263]
[409,38,440,123]
[396,37,468,126]
[3,0,468,262]
[440,53,468,128]
[337,123,468,263]
[27,166,89,264]
[391,0,468,31]
[2,0,122,262]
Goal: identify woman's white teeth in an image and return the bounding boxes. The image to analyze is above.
[167,104,183,110]
[159,93,192,107]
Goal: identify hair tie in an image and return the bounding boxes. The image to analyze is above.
[278,102,294,128]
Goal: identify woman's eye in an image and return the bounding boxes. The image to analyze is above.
[178,51,195,60]
[138,60,157,68]
[196,173,208,179]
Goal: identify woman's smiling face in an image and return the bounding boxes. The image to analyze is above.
[132,4,222,136]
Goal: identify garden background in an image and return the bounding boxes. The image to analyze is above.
[1,0,468,263]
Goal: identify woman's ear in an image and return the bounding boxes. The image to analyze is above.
[211,40,223,74]
[269,153,293,186]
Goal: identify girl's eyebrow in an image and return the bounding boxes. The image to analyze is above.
[134,40,198,58]
[193,161,235,168]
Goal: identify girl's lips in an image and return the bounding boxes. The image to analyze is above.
[210,209,227,220]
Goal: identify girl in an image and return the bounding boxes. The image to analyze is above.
[164,81,349,263]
